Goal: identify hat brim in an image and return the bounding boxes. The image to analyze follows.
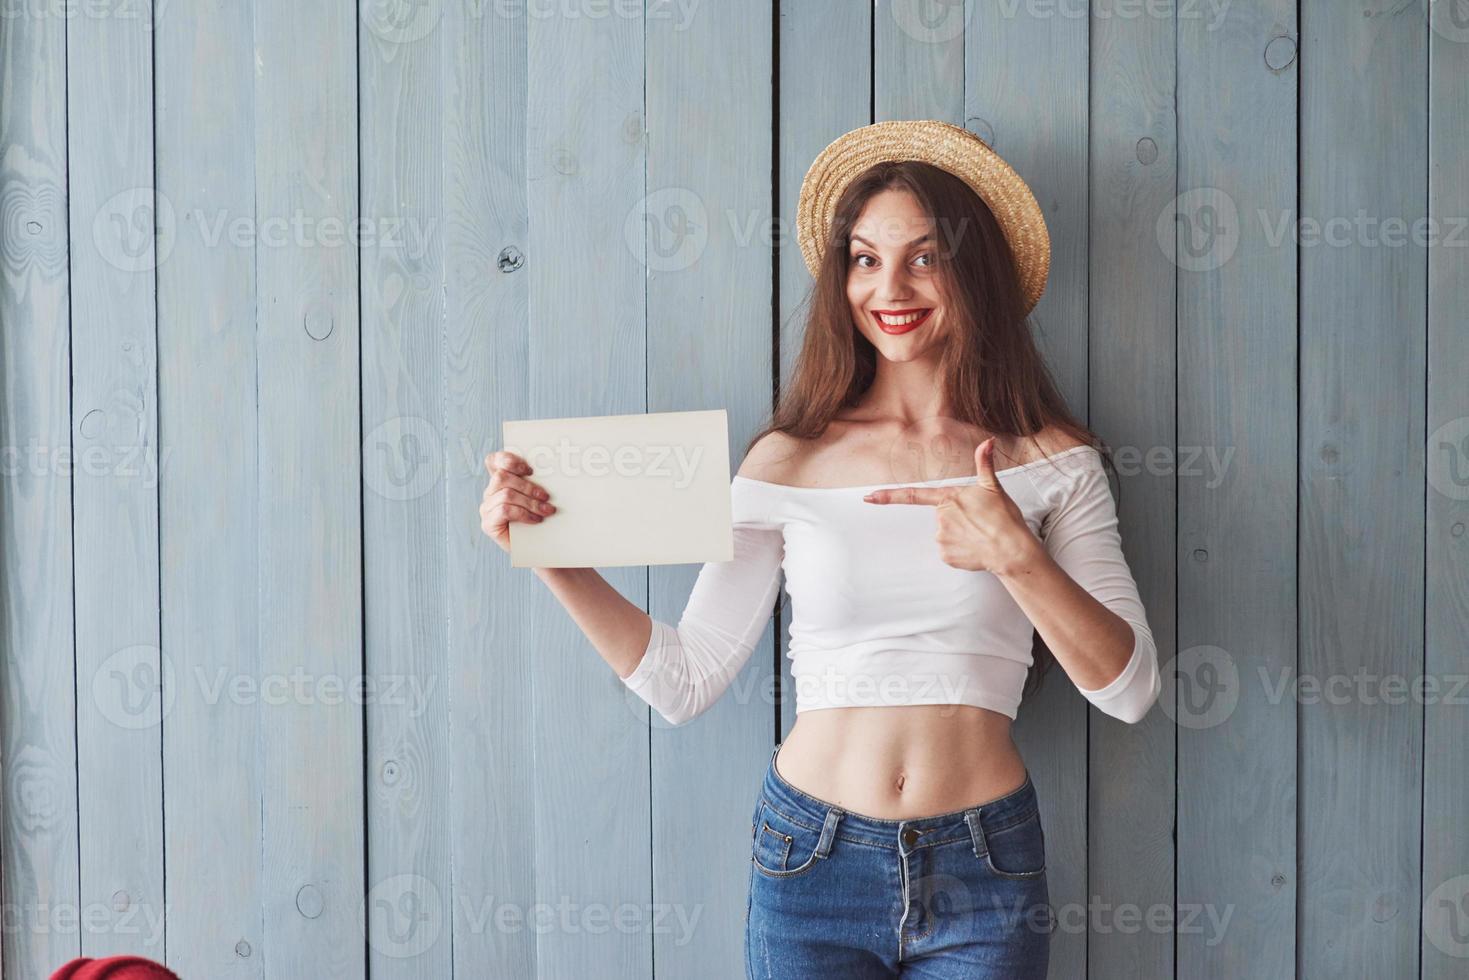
[795,119,1051,315]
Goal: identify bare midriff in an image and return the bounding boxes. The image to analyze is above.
[773,703,1030,820]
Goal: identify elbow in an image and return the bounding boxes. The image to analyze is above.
[1106,666,1161,725]
[652,701,702,728]
[620,620,712,727]
[1079,623,1161,725]
[652,672,727,727]
[645,675,732,728]
[628,678,708,728]
[625,687,704,728]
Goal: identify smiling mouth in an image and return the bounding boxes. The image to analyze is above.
[871,308,933,334]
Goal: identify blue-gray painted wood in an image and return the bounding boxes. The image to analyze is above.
[65,5,164,964]
[441,5,536,978]
[966,6,1090,977]
[876,0,964,124]
[1090,5,1178,978]
[0,9,79,979]
[1299,1,1427,975]
[360,10,451,978]
[526,6,650,977]
[154,0,264,973]
[1423,4,1469,978]
[1177,4,1299,978]
[254,0,365,975]
[646,2,775,976]
[3,4,1467,979]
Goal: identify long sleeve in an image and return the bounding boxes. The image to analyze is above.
[620,479,784,726]
[1039,453,1161,724]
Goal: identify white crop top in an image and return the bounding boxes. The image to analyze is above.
[621,444,1161,727]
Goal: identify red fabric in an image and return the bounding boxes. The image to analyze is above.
[49,956,180,980]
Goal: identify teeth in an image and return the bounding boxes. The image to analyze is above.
[876,311,927,326]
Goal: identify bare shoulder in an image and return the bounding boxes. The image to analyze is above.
[1008,424,1090,466]
[737,430,806,484]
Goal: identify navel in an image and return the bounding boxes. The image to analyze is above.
[894,770,907,793]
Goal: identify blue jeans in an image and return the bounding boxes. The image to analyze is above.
[745,743,1052,978]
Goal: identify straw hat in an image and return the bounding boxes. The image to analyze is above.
[795,119,1051,314]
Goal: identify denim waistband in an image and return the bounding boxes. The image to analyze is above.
[759,742,1039,853]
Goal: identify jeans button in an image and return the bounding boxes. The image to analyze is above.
[901,828,919,848]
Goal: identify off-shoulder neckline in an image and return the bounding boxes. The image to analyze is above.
[732,444,1097,492]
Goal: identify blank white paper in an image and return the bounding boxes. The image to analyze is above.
[501,408,733,568]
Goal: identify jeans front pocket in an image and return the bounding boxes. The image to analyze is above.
[751,799,825,879]
[981,807,1046,879]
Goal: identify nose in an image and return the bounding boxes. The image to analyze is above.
[876,262,915,304]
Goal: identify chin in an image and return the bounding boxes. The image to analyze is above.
[874,340,929,363]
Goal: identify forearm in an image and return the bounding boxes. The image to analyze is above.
[532,566,653,680]
[994,539,1136,691]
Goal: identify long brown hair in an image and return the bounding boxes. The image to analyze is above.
[747,159,1120,702]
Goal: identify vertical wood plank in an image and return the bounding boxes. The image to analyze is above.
[254,1,364,973]
[65,4,163,961]
[442,2,536,977]
[1176,3,1299,976]
[965,8,1089,976]
[645,2,774,975]
[775,0,872,742]
[0,8,80,977]
[1422,3,1469,977]
[1088,3,1177,976]
[155,0,264,973]
[874,0,965,124]
[1298,1,1426,975]
[526,4,650,975]
[359,9,450,976]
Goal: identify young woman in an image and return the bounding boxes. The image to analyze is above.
[480,120,1161,979]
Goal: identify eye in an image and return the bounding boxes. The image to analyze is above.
[851,251,932,270]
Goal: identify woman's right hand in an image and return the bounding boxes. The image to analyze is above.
[480,450,557,555]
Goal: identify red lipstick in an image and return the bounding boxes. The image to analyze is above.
[870,308,933,335]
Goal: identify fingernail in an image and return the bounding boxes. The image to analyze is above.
[540,502,554,513]
[862,493,876,502]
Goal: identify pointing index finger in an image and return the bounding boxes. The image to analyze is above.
[862,485,949,505]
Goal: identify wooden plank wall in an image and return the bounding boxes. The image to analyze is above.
[1,3,1463,979]
[66,2,165,970]
[1424,5,1469,980]
[1,6,76,978]
[1299,1,1427,976]
[156,0,262,975]
[1091,3,1177,978]
[1177,3,1298,978]
[255,2,365,975]
[360,2,449,979]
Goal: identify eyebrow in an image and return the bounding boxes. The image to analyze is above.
[850,232,935,250]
